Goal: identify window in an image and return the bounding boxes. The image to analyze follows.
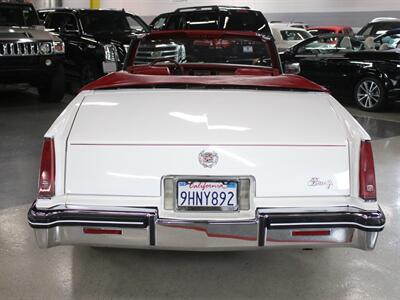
[45,13,78,32]
[223,11,267,33]
[359,24,373,36]
[126,15,146,33]
[372,22,400,35]
[165,14,181,30]
[79,11,130,34]
[151,16,167,30]
[0,4,39,26]
[280,30,311,41]
[184,12,220,30]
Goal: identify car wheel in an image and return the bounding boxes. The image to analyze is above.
[37,65,65,103]
[80,62,100,87]
[354,77,387,111]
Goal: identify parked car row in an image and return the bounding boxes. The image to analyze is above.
[1,3,399,111]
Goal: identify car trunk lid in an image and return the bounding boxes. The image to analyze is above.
[65,89,350,197]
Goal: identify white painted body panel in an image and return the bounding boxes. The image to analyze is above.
[63,89,350,198]
[65,144,349,197]
[68,89,347,145]
[42,88,371,214]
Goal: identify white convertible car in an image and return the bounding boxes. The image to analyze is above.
[28,30,385,251]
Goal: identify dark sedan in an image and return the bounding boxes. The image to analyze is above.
[281,35,400,111]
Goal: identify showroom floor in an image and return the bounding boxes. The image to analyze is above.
[0,89,399,300]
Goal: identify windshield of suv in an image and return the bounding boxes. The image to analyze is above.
[222,11,267,33]
[0,4,39,26]
[133,35,272,67]
[80,11,139,34]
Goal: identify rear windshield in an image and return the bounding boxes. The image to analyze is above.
[79,11,131,34]
[280,30,311,40]
[166,10,268,33]
[0,4,39,26]
[184,11,220,29]
[222,11,267,33]
[134,36,272,67]
[309,29,335,36]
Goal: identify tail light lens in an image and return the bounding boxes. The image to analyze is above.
[359,140,376,201]
[38,138,55,198]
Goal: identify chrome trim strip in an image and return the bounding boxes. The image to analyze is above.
[45,204,157,214]
[270,222,385,230]
[28,220,145,227]
[258,206,374,214]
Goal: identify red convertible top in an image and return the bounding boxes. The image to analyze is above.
[82,71,327,92]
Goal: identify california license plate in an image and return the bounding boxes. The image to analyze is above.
[177,181,238,210]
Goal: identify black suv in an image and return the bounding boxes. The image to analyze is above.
[40,8,149,86]
[150,6,271,35]
[0,2,65,102]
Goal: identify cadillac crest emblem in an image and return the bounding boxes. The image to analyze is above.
[198,150,219,168]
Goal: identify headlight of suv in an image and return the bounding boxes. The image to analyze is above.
[38,41,65,55]
[39,42,53,55]
[52,41,65,54]
[104,44,119,62]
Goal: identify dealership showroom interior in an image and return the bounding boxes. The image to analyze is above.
[1,0,400,298]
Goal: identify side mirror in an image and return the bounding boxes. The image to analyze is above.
[284,62,301,74]
[62,24,79,35]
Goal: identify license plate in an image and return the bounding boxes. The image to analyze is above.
[177,181,238,210]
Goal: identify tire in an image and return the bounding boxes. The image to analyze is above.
[37,65,65,103]
[80,62,100,88]
[353,76,387,112]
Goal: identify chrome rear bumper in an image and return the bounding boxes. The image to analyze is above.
[28,203,385,251]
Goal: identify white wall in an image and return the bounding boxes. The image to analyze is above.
[98,0,400,15]
[60,0,90,8]
[61,0,400,27]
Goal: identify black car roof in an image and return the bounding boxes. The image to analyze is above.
[37,8,127,13]
[0,2,34,6]
[174,5,252,12]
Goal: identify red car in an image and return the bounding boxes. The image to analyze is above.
[308,26,354,36]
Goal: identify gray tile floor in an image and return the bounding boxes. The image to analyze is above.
[0,89,399,299]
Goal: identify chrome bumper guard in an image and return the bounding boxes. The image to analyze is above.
[28,203,385,251]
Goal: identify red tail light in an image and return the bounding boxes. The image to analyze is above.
[359,140,376,201]
[38,138,55,198]
[292,230,331,237]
